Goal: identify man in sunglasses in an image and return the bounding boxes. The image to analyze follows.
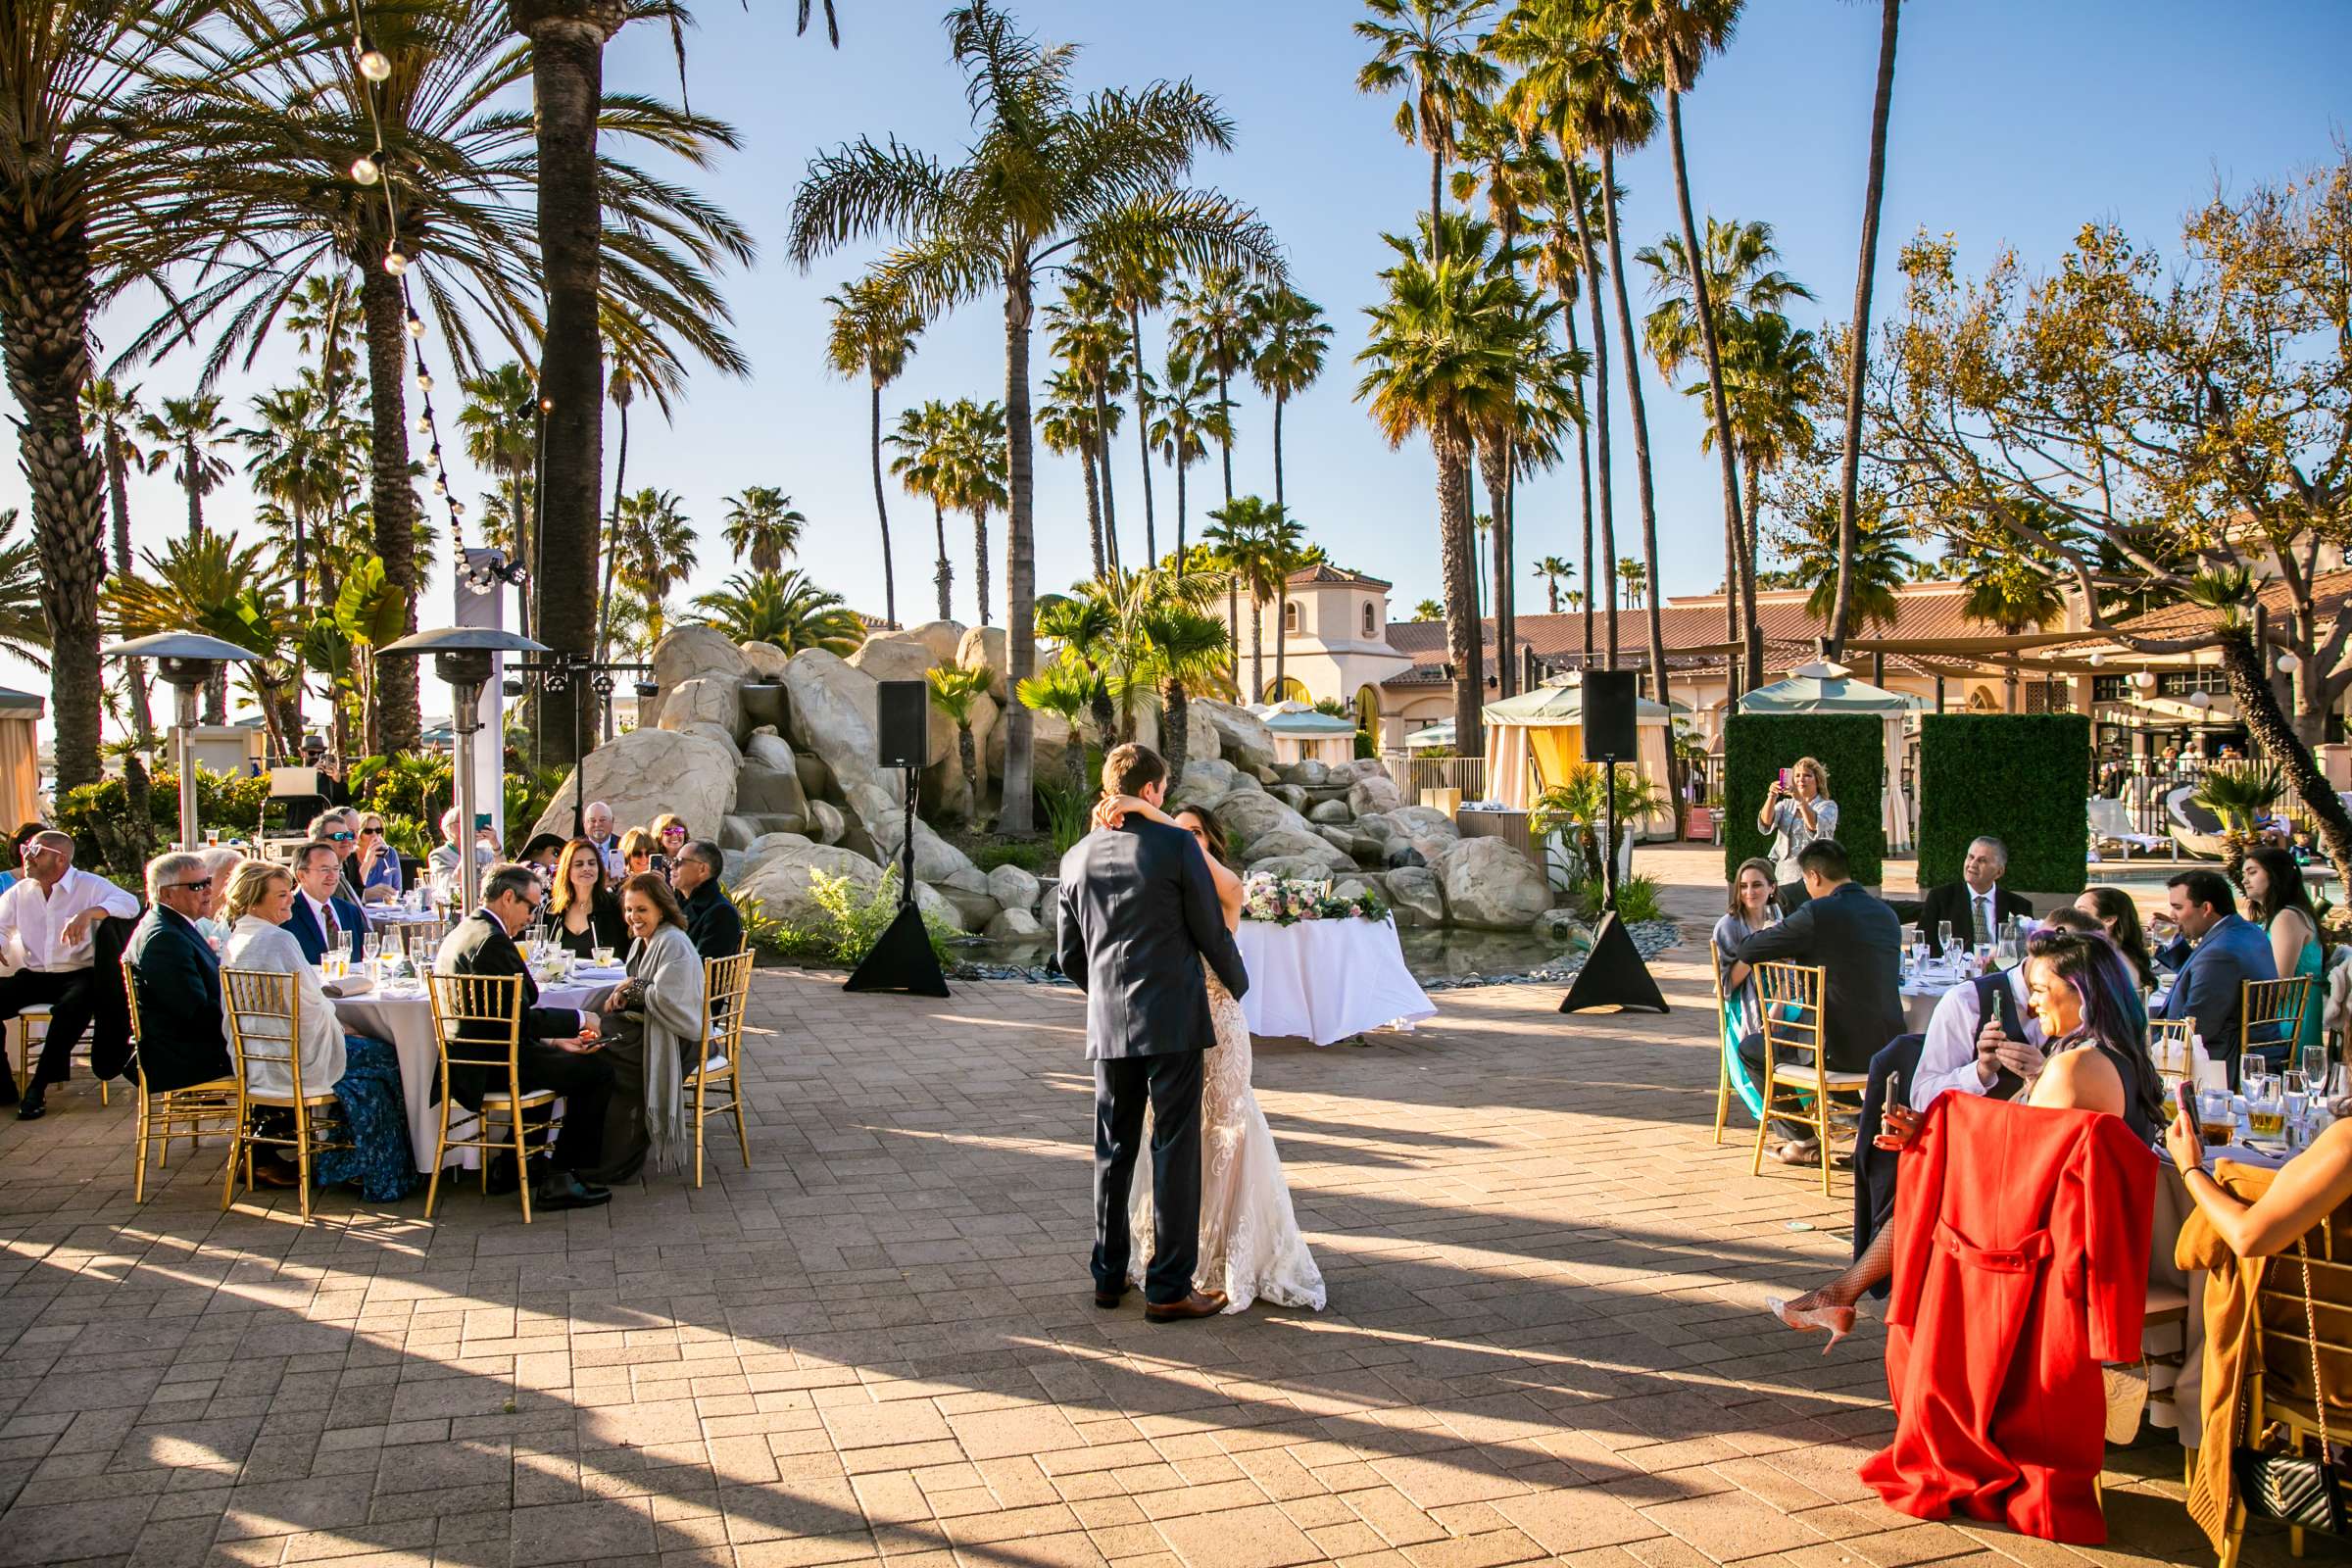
[0,831,142,1119]
[308,809,368,906]
[123,852,232,1095]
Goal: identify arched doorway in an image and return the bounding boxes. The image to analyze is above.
[1354,686,1380,754]
[1261,675,1309,706]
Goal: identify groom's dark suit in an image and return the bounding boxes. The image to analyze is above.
[1056,817,1250,1305]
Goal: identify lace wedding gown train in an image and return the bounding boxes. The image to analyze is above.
[1128,966,1327,1313]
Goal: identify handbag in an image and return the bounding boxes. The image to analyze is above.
[2232,1233,2350,1535]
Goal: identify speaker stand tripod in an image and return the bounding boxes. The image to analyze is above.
[1559,750,1668,1015]
[845,764,950,997]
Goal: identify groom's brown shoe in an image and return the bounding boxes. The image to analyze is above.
[1144,1290,1227,1323]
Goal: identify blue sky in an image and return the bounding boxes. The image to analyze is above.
[15,0,2351,724]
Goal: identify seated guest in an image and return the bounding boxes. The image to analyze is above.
[1712,858,1778,1110]
[124,852,232,1093]
[193,848,247,950]
[549,838,626,960]
[519,833,569,876]
[309,809,368,906]
[1905,910,2107,1115]
[351,815,404,906]
[583,872,706,1184]
[427,808,497,905]
[1733,838,1904,1166]
[282,841,368,965]
[1769,924,2162,1349]
[585,801,623,877]
[651,813,691,869]
[2074,886,2159,993]
[1917,836,2034,951]
[0,830,144,1119]
[433,864,616,1210]
[2243,845,2325,1065]
[2156,867,2279,1080]
[0,820,48,896]
[672,840,743,960]
[617,826,658,880]
[1754,758,1837,911]
[219,861,413,1200]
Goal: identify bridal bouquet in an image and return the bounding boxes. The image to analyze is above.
[1241,871,1390,926]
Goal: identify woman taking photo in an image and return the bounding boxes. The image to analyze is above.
[1755,758,1837,910]
[2073,886,2159,994]
[352,816,403,906]
[1766,924,2162,1349]
[549,839,627,961]
[585,872,706,1183]
[2242,844,2325,1068]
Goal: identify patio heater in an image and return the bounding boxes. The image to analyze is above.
[378,626,549,915]
[100,631,259,850]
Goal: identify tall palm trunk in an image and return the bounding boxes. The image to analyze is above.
[1740,451,1764,687]
[1832,0,1902,660]
[1430,146,1445,262]
[1160,679,1191,782]
[1226,572,1241,687]
[999,268,1039,835]
[1173,460,1187,599]
[1271,390,1289,515]
[1092,378,1119,570]
[514,0,619,768]
[1126,304,1153,565]
[1564,306,1593,664]
[1078,429,1105,580]
[970,506,992,625]
[1661,86,1741,711]
[867,378,898,626]
[179,435,202,543]
[1500,462,1518,698]
[1437,427,1483,758]
[931,500,952,620]
[509,458,532,640]
[1571,158,1618,669]
[1479,442,1512,698]
[595,395,629,668]
[98,421,155,747]
[1213,344,1234,517]
[1249,585,1264,704]
[1599,145,1668,710]
[5,224,108,789]
[359,268,423,755]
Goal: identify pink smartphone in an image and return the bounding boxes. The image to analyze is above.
[1777,767,1791,789]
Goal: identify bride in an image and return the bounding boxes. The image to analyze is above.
[1098,793,1326,1314]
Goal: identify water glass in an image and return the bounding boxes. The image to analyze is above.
[1972,943,1994,974]
[1937,920,1955,953]
[2304,1043,2334,1089]
[1910,940,1930,975]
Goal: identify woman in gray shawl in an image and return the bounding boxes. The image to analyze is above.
[586,871,705,1180]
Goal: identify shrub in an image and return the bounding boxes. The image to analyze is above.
[1038,780,1092,858]
[1916,713,2089,894]
[971,840,1053,875]
[1721,713,1887,886]
[747,867,956,967]
[55,763,274,878]
[1573,871,1664,924]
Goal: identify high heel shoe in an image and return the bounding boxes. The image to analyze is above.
[1766,1296,1855,1354]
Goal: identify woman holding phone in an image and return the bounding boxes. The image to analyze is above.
[1756,757,1838,911]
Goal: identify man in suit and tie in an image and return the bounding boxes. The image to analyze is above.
[2157,867,2279,1083]
[123,851,233,1094]
[1916,837,2035,952]
[1734,837,1905,1167]
[282,841,368,966]
[434,862,616,1210]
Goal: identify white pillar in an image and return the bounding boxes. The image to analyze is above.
[455,550,509,851]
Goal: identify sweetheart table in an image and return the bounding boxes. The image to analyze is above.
[1234,917,1435,1047]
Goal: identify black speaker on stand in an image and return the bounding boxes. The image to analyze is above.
[1560,669,1668,1015]
[846,680,950,998]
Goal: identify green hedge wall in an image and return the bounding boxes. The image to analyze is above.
[1917,713,2089,895]
[1722,713,1886,886]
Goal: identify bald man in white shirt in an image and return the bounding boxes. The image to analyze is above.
[0,832,142,1118]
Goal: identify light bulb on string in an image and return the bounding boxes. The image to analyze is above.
[449,501,465,517]
[405,312,425,339]
[357,47,392,81]
[350,155,380,186]
[383,246,410,276]
[2279,651,2303,674]
[416,370,432,393]
[413,412,430,436]
[431,476,446,496]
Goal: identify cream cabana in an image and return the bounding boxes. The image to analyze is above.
[0,687,38,830]
[1481,679,1677,840]
[1735,660,1922,853]
[1256,702,1360,765]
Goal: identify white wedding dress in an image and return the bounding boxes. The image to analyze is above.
[1127,963,1327,1313]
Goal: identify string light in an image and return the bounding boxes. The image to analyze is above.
[350,155,379,185]
[382,246,409,276]
[357,45,392,81]
[415,370,432,393]
[405,312,424,339]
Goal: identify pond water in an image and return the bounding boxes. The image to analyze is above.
[948,919,1617,986]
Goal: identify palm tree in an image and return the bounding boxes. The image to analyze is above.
[137,395,232,546]
[1831,0,1905,660]
[1413,599,1445,621]
[790,0,1284,834]
[240,376,363,735]
[457,364,542,636]
[925,663,995,819]
[1090,240,1167,564]
[1710,307,1821,667]
[1219,498,1304,701]
[886,401,959,621]
[104,525,302,756]
[1168,265,1258,515]
[1149,350,1233,574]
[1777,499,1912,634]
[1034,591,1120,743]
[1354,0,1504,258]
[1014,652,1098,798]
[1534,554,1575,613]
[1246,284,1331,516]
[1617,557,1646,610]
[824,277,923,627]
[1961,549,2067,712]
[1357,215,1526,756]
[611,489,700,624]
[1045,273,1131,570]
[158,0,753,761]
[595,303,699,672]
[691,567,861,656]
[939,400,1009,625]
[720,487,808,574]
[1139,595,1234,783]
[1040,368,1121,580]
[0,511,49,669]
[77,377,158,744]
[1525,151,1605,664]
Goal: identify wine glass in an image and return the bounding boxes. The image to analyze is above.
[1937,920,1954,954]
[2304,1043,2333,1091]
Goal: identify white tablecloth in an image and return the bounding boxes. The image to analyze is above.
[333,974,609,1171]
[1234,918,1434,1047]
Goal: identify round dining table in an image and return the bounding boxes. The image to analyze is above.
[332,967,620,1172]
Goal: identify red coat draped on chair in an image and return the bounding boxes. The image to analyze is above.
[1859,1092,2155,1544]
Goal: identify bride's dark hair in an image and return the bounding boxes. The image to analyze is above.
[1173,806,1235,870]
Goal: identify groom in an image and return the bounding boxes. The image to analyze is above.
[1056,742,1250,1323]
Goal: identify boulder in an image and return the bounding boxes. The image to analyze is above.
[903,620,968,667]
[733,842,885,926]
[529,728,737,850]
[744,728,794,772]
[1385,866,1445,926]
[736,760,810,828]
[746,830,812,860]
[1193,699,1278,774]
[794,747,833,801]
[933,882,1001,931]
[1250,856,1346,883]
[645,625,752,726]
[739,682,788,732]
[1347,774,1404,816]
[956,625,1008,698]
[1270,784,1307,811]
[869,810,981,886]
[1534,907,1591,946]
[1331,875,1377,904]
[718,814,761,851]
[1168,758,1246,812]
[738,640,791,680]
[1211,788,1315,851]
[848,632,955,769]
[984,705,1076,789]
[1333,758,1390,783]
[1384,843,1428,871]
[656,675,744,741]
[1280,759,1330,788]
[781,649,890,823]
[984,906,1043,941]
[1440,837,1551,930]
[1315,826,1360,858]
[912,879,965,932]
[1243,827,1354,872]
[1388,805,1460,841]
[986,863,1041,914]
[1185,702,1221,765]
[1307,798,1352,825]
[807,800,846,846]
[673,722,743,762]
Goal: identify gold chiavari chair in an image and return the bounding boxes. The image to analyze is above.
[687,951,755,1187]
[119,959,238,1203]
[5,1005,45,1096]
[2149,1017,2195,1077]
[221,968,348,1221]
[2244,975,2320,1072]
[422,971,556,1223]
[397,918,451,960]
[2217,1201,2352,1568]
[1749,959,1867,1198]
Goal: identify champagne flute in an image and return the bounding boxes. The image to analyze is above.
[1937,920,1954,955]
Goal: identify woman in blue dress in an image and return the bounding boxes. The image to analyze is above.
[2243,845,2325,1069]
[1712,858,1780,1123]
